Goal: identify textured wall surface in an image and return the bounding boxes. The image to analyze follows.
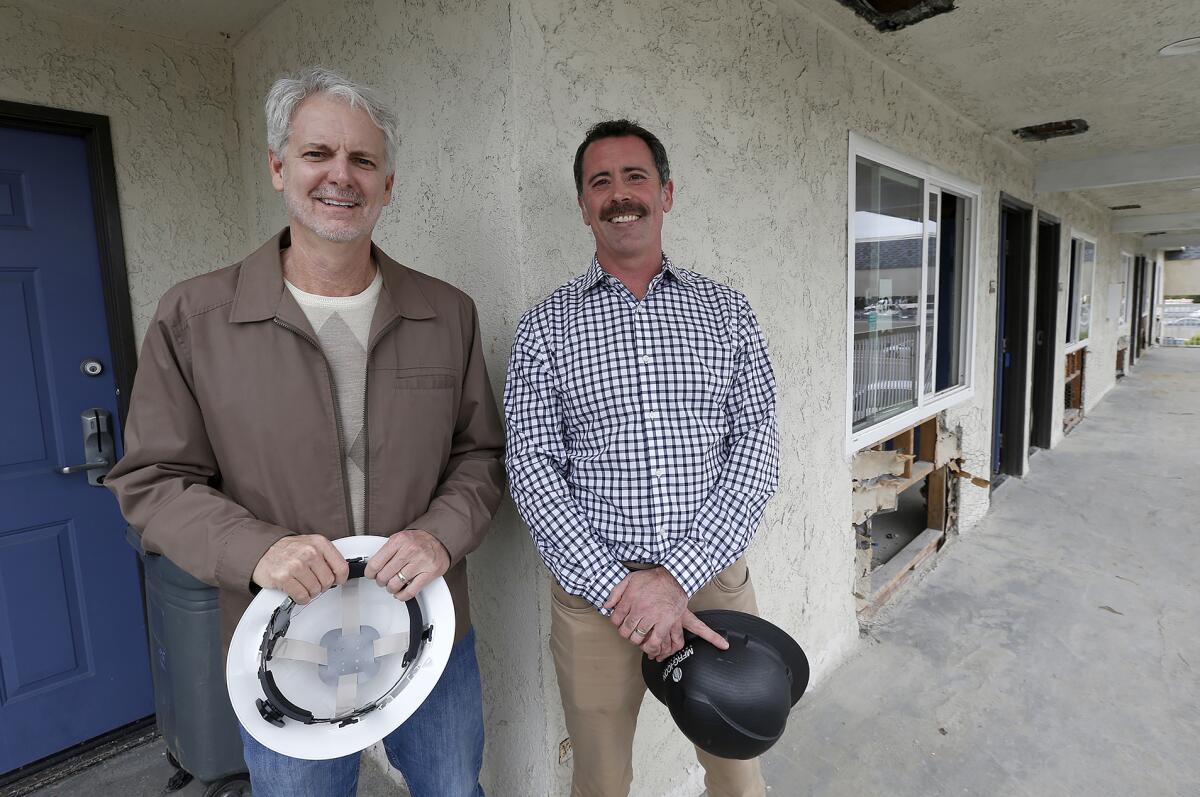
[0,1,245,342]
[231,1,550,793]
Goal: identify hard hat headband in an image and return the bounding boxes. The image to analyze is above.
[255,556,431,728]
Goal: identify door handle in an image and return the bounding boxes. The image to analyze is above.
[59,460,112,475]
[56,408,115,486]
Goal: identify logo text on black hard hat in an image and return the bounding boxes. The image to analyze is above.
[661,645,694,682]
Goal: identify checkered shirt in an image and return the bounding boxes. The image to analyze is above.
[505,254,779,610]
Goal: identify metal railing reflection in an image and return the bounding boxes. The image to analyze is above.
[852,325,918,426]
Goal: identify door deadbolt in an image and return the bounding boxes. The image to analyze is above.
[80,358,104,376]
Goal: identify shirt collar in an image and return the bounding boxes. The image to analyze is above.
[580,253,694,292]
[660,254,695,286]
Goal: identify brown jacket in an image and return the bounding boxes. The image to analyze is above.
[107,229,505,653]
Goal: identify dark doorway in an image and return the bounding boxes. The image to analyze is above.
[992,198,1033,482]
[1130,256,1141,363]
[1132,256,1147,360]
[1029,215,1060,451]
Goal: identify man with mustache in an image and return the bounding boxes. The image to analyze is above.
[106,67,504,796]
[505,120,780,796]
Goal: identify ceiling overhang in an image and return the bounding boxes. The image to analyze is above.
[1114,212,1200,234]
[1035,145,1200,193]
[1144,233,1200,250]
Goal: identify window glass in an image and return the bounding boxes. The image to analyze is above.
[923,191,938,394]
[853,158,922,431]
[1068,237,1095,344]
[1119,253,1132,324]
[1078,241,1095,341]
[935,192,969,392]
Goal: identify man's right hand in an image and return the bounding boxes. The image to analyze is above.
[251,535,349,604]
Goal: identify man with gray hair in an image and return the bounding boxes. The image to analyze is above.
[107,66,504,796]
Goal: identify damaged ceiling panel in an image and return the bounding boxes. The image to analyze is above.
[833,0,956,32]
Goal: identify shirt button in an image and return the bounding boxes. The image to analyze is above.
[641,354,652,365]
[656,525,668,535]
[647,411,659,420]
[654,468,666,478]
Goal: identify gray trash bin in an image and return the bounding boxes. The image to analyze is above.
[128,527,252,797]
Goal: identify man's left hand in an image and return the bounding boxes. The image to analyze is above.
[364,529,451,601]
[604,568,728,661]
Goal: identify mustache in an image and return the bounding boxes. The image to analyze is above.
[311,188,364,204]
[601,200,648,221]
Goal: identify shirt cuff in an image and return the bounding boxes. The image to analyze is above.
[659,539,711,597]
[585,559,631,615]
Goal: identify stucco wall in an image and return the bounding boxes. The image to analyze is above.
[0,1,245,342]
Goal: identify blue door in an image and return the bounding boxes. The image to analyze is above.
[0,124,153,773]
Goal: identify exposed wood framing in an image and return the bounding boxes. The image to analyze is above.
[852,416,965,615]
[851,416,956,524]
[926,466,948,532]
[947,459,991,489]
[851,413,996,617]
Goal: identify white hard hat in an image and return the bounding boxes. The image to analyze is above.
[226,535,455,760]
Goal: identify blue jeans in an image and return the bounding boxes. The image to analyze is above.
[240,628,486,797]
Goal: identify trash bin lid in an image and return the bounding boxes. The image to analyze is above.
[227,535,454,760]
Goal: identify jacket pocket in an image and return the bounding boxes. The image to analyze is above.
[394,366,458,390]
[711,558,751,593]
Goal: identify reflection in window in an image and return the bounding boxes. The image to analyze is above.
[1067,237,1096,345]
[853,158,922,430]
[1119,252,1133,324]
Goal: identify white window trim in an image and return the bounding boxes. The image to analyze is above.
[1066,229,1096,351]
[845,133,981,454]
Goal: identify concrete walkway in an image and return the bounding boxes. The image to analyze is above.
[761,347,1200,796]
[9,349,1197,797]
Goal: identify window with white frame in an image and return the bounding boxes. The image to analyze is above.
[1141,258,1153,317]
[1066,234,1096,347]
[848,135,979,449]
[1118,251,1133,325]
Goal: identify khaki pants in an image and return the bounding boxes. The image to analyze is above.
[550,559,766,797]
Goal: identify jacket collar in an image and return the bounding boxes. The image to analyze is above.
[229,229,436,334]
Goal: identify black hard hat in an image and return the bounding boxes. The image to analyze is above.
[641,610,809,760]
